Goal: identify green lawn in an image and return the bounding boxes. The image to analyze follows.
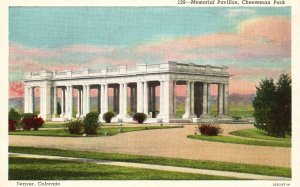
[9,157,235,180]
[42,122,129,128]
[230,128,291,141]
[41,122,65,128]
[176,104,254,118]
[9,126,182,137]
[9,146,291,177]
[187,134,291,147]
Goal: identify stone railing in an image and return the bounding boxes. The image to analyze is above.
[24,61,229,80]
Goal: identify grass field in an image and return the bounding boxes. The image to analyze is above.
[176,104,253,118]
[9,126,182,137]
[9,157,235,180]
[187,134,291,147]
[211,104,254,118]
[9,146,291,177]
[230,129,291,141]
[41,122,137,128]
[41,122,65,128]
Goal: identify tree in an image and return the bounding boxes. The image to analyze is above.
[275,73,291,137]
[253,73,291,137]
[83,112,100,134]
[253,78,276,134]
[57,102,62,115]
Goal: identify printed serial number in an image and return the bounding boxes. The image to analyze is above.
[273,183,290,187]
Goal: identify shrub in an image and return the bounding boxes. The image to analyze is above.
[103,111,116,123]
[22,113,37,120]
[83,112,100,134]
[232,116,241,122]
[21,113,44,131]
[197,123,222,136]
[65,118,83,134]
[9,108,22,122]
[9,120,17,131]
[8,108,22,131]
[133,113,147,124]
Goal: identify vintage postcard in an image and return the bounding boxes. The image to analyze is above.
[1,0,299,187]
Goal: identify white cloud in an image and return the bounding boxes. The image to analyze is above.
[226,9,256,18]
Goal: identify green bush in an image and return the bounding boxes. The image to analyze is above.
[103,111,116,123]
[65,118,83,134]
[83,112,100,134]
[9,108,22,131]
[133,113,147,124]
[232,116,241,122]
[22,113,37,120]
[9,108,22,122]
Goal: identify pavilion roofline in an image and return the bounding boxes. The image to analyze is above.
[24,61,229,81]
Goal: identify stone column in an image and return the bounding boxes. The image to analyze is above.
[39,84,52,120]
[133,86,137,113]
[44,84,52,120]
[53,87,57,117]
[148,86,152,114]
[60,88,65,117]
[143,81,148,115]
[39,86,43,116]
[65,86,69,116]
[130,86,134,113]
[224,83,229,115]
[151,86,156,118]
[201,83,208,116]
[80,88,83,115]
[117,83,124,118]
[173,81,177,116]
[104,84,108,112]
[67,86,70,118]
[86,85,90,114]
[193,83,201,117]
[99,84,105,120]
[27,86,31,113]
[218,83,224,115]
[82,86,86,115]
[137,81,143,113]
[31,87,35,113]
[162,80,174,122]
[207,83,211,115]
[97,86,101,113]
[113,86,119,113]
[157,81,164,118]
[76,89,81,117]
[65,86,69,117]
[123,83,128,117]
[24,86,29,113]
[182,81,191,118]
[190,81,196,118]
[67,86,73,119]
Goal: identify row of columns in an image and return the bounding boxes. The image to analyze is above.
[24,81,229,121]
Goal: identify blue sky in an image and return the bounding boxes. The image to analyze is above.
[9,7,291,95]
[9,7,290,48]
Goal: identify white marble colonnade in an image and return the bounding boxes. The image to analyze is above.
[24,62,230,122]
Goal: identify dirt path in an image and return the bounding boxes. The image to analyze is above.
[9,124,291,167]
